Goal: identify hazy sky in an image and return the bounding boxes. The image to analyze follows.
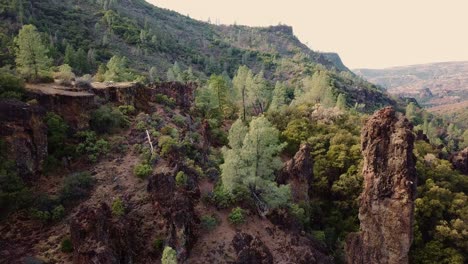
[147,0,468,69]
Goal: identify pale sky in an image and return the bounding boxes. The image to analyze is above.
[147,0,468,69]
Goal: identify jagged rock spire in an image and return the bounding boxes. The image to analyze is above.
[346,107,416,264]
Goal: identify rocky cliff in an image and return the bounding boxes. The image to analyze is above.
[346,107,416,264]
[0,100,47,181]
[450,147,468,175]
[277,144,313,203]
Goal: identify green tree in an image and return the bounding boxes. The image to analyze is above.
[149,66,158,82]
[233,65,253,120]
[208,74,231,117]
[247,70,270,114]
[63,44,75,66]
[269,81,288,111]
[14,24,51,80]
[75,48,89,75]
[221,116,289,212]
[104,56,134,82]
[161,246,177,264]
[335,93,347,110]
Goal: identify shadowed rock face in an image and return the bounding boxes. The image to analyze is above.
[232,232,273,264]
[450,147,468,175]
[0,100,47,181]
[277,144,313,203]
[70,203,138,264]
[147,168,200,261]
[346,107,416,264]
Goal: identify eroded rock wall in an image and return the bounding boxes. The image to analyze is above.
[346,107,416,264]
[0,100,47,181]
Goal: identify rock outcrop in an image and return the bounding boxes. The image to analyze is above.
[147,168,200,261]
[70,203,138,264]
[0,100,47,181]
[232,232,273,264]
[346,107,416,264]
[450,147,468,174]
[149,82,196,109]
[26,84,95,130]
[277,144,313,203]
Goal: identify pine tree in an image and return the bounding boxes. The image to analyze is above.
[335,93,347,110]
[220,116,289,211]
[208,74,230,117]
[233,65,253,120]
[63,44,75,66]
[247,70,270,114]
[149,67,158,82]
[14,24,52,80]
[269,82,288,111]
[104,56,133,82]
[75,48,89,75]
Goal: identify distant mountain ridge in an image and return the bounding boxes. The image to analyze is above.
[354,61,468,108]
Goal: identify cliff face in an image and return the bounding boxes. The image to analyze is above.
[346,107,416,264]
[450,147,468,175]
[70,203,138,264]
[277,144,313,203]
[0,100,47,181]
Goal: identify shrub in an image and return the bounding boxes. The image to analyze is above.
[173,115,186,127]
[175,171,188,188]
[158,136,178,158]
[161,246,177,264]
[133,163,152,179]
[118,105,136,116]
[90,105,129,134]
[75,131,109,162]
[75,74,92,88]
[0,69,25,100]
[155,94,175,107]
[152,238,164,253]
[111,198,125,217]
[135,121,147,131]
[51,205,65,220]
[54,64,75,84]
[228,207,245,225]
[60,172,94,203]
[45,112,70,159]
[201,215,218,231]
[212,183,232,209]
[61,238,73,253]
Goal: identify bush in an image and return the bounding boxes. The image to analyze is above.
[0,69,25,100]
[0,140,32,215]
[45,112,71,159]
[158,136,178,158]
[155,94,175,107]
[90,105,129,134]
[118,105,136,116]
[201,215,218,231]
[61,238,73,253]
[75,74,92,88]
[60,172,94,203]
[228,207,245,225]
[111,198,125,217]
[152,238,164,253]
[133,163,152,179]
[212,183,232,209]
[54,64,75,84]
[173,115,186,127]
[161,246,177,264]
[75,131,109,162]
[175,171,188,187]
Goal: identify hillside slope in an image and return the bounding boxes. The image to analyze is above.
[0,0,394,111]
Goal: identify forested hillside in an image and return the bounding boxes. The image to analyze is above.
[0,0,393,111]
